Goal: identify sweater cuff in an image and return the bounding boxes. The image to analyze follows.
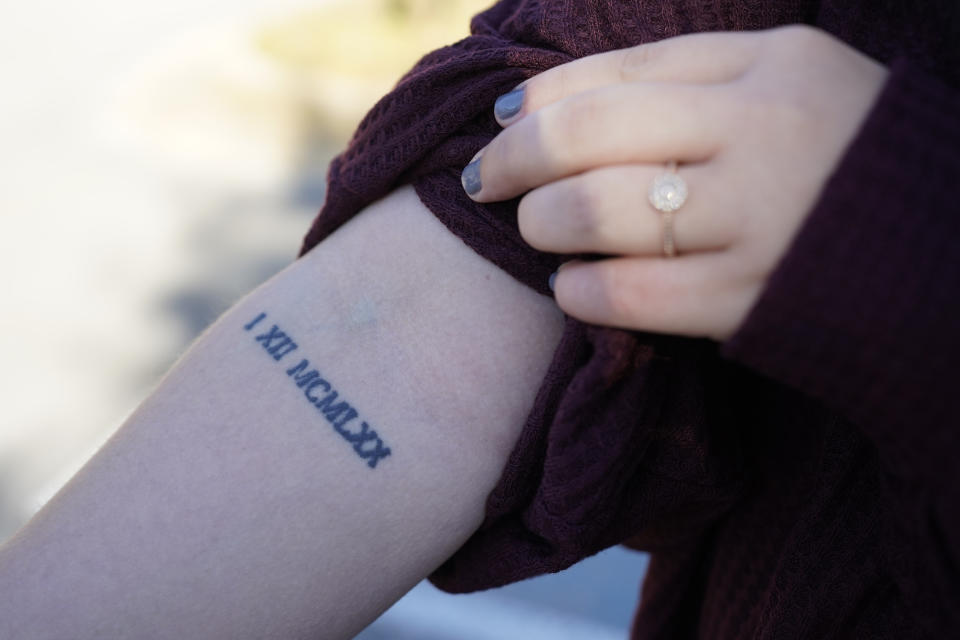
[720,57,960,487]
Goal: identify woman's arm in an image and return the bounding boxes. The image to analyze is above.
[0,185,565,639]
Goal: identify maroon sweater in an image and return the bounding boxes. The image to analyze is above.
[301,1,960,637]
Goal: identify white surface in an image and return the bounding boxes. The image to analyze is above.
[0,0,324,523]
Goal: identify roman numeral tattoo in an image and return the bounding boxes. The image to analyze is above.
[243,312,392,469]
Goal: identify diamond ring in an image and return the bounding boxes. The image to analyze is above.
[648,161,688,257]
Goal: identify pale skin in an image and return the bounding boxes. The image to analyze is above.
[0,24,893,640]
[464,24,890,341]
[0,187,564,639]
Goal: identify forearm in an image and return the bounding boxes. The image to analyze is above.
[0,186,564,639]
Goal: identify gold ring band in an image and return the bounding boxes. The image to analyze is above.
[661,210,677,257]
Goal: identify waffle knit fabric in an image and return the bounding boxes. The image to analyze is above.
[299,1,960,637]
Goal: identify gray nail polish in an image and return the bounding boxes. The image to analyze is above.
[461,158,482,196]
[548,271,558,292]
[494,88,525,121]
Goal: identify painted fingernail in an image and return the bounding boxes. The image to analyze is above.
[494,87,525,122]
[548,271,558,292]
[461,157,483,196]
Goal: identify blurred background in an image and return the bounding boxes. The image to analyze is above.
[0,0,649,636]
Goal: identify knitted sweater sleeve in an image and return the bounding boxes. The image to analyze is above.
[719,56,960,626]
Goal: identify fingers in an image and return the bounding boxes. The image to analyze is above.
[518,163,738,255]
[552,254,753,340]
[463,31,769,342]
[465,83,728,202]
[467,31,764,201]
[495,31,760,125]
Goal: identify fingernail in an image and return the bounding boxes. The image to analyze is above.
[461,157,482,196]
[548,271,558,292]
[494,88,525,122]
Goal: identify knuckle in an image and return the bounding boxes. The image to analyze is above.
[491,125,518,166]
[517,190,552,246]
[767,23,826,50]
[708,86,744,124]
[600,263,645,321]
[518,179,605,250]
[559,93,600,133]
[490,122,532,184]
[708,87,752,144]
[543,94,601,168]
[566,179,606,236]
[764,25,837,74]
[734,82,811,138]
[745,92,806,131]
[618,43,657,82]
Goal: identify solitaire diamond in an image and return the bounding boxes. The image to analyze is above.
[649,172,688,212]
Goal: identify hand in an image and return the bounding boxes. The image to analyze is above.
[461,25,888,341]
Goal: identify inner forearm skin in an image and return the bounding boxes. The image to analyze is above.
[0,186,564,639]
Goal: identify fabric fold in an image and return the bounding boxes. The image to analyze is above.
[296,2,957,624]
